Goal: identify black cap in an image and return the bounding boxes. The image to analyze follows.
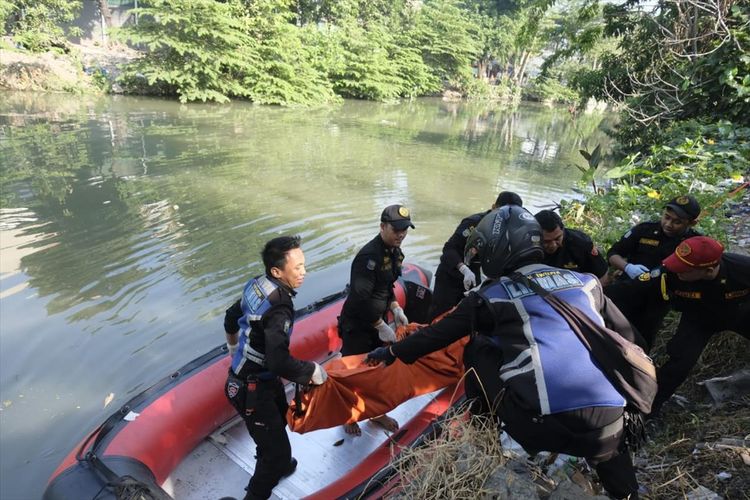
[665,195,701,221]
[381,204,415,230]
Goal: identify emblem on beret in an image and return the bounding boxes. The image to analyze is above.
[676,196,689,205]
[398,206,409,217]
[676,242,691,257]
[638,273,651,282]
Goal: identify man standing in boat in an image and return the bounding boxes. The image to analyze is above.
[366,206,642,500]
[428,191,523,321]
[223,235,328,500]
[337,204,413,435]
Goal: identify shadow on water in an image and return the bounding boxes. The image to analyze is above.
[0,91,615,499]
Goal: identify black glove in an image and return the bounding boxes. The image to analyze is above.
[365,346,397,366]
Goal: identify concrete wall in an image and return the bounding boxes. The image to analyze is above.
[69,0,137,43]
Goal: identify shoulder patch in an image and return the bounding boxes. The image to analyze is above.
[462,226,474,238]
[624,230,632,238]
[283,320,291,334]
[366,259,377,271]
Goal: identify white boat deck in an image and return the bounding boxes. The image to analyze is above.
[163,385,443,500]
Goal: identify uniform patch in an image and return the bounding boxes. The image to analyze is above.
[725,289,749,299]
[283,320,291,334]
[502,269,583,299]
[674,290,701,299]
[639,238,659,246]
[227,381,240,399]
[398,206,410,217]
[520,211,535,221]
[367,259,377,271]
[624,230,632,238]
[462,226,474,238]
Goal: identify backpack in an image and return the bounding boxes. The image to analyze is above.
[509,272,658,414]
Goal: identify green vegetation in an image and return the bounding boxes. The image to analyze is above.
[1,0,82,52]
[563,121,750,248]
[114,0,488,104]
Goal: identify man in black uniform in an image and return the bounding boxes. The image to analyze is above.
[607,195,701,279]
[428,191,523,321]
[605,195,702,349]
[650,236,750,415]
[365,206,641,499]
[534,209,608,278]
[338,204,413,435]
[223,236,328,500]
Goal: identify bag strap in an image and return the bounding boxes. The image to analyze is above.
[509,272,596,352]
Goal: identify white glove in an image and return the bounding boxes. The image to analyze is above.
[391,304,408,327]
[375,320,398,343]
[458,264,477,290]
[310,362,328,385]
[624,263,650,280]
[226,341,238,357]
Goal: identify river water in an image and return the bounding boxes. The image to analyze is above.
[0,92,614,499]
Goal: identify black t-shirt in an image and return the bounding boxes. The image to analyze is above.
[542,228,608,278]
[607,221,700,270]
[340,234,404,324]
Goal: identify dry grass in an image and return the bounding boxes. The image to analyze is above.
[639,314,750,499]
[384,406,509,499]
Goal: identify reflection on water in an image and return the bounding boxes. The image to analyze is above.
[0,91,615,499]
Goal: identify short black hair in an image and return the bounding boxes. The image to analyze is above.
[534,210,563,231]
[495,191,523,207]
[262,235,301,274]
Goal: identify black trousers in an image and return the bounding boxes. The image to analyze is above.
[338,314,381,356]
[463,336,639,499]
[428,273,464,322]
[225,373,292,500]
[605,279,667,351]
[653,303,750,414]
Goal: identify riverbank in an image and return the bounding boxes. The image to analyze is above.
[0,39,137,93]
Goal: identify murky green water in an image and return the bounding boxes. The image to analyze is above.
[0,91,615,498]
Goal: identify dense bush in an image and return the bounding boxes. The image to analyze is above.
[561,120,750,248]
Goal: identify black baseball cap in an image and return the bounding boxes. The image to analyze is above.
[381,204,415,230]
[665,195,701,221]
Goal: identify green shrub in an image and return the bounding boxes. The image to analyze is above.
[562,120,750,249]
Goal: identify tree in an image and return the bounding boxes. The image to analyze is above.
[2,0,82,52]
[117,0,260,103]
[580,0,750,147]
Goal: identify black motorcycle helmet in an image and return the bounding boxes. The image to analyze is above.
[464,205,544,279]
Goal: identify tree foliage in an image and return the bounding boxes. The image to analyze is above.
[565,0,750,149]
[2,0,81,52]
[116,0,259,103]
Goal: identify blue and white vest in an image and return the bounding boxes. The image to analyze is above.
[231,275,293,376]
[478,264,626,415]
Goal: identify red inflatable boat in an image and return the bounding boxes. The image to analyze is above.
[43,263,466,500]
